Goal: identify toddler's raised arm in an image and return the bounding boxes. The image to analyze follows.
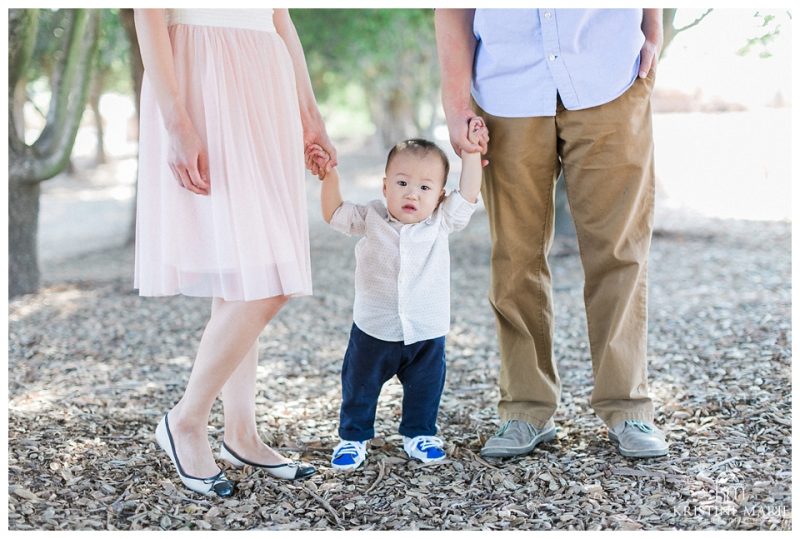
[459,117,489,203]
[306,144,343,223]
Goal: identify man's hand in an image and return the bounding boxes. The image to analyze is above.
[466,116,490,167]
[638,39,661,78]
[446,108,484,157]
[467,116,489,147]
[639,8,663,78]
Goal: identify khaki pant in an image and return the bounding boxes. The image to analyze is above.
[477,73,656,429]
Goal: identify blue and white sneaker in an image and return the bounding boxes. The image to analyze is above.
[331,439,367,471]
[403,435,446,464]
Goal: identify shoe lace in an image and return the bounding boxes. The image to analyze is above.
[334,441,362,457]
[495,420,513,436]
[414,436,444,450]
[626,420,654,433]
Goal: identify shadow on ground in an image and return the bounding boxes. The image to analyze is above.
[8,212,792,530]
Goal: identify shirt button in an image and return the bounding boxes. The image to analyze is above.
[544,11,551,18]
[548,53,557,61]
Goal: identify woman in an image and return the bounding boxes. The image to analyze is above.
[133,8,336,497]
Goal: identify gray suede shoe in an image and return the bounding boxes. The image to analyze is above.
[480,419,556,458]
[608,420,668,458]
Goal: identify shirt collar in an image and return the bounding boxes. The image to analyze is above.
[386,209,435,226]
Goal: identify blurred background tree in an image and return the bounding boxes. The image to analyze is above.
[9,8,791,297]
[9,8,99,298]
[292,9,438,147]
[89,9,136,164]
[552,8,716,242]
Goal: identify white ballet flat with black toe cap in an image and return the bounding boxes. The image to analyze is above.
[155,414,234,497]
[220,442,316,480]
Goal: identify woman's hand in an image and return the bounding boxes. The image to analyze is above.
[303,116,337,178]
[305,143,332,180]
[167,118,210,196]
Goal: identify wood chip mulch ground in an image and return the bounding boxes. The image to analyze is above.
[8,211,791,530]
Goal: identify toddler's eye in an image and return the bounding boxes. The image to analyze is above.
[397,180,407,186]
[421,185,430,191]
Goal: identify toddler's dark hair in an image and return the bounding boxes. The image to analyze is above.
[385,139,450,186]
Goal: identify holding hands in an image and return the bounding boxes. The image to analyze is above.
[466,116,489,166]
[305,143,334,180]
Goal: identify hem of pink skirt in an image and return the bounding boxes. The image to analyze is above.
[134,287,312,302]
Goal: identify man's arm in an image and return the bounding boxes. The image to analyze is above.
[639,9,663,78]
[435,9,483,156]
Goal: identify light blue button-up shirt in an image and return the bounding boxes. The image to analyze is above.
[472,8,645,117]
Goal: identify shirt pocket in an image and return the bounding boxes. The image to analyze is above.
[475,9,540,46]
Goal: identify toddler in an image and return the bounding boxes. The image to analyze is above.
[306,118,488,470]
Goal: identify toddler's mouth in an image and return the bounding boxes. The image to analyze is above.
[402,204,417,212]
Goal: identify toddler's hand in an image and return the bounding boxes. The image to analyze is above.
[305,143,332,180]
[467,116,490,167]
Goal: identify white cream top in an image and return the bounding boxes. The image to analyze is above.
[166,9,275,33]
[330,191,478,345]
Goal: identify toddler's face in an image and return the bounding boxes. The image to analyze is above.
[383,153,446,225]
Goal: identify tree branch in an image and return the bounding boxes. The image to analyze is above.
[8,9,39,157]
[8,9,39,91]
[675,8,713,34]
[35,10,85,156]
[29,10,99,183]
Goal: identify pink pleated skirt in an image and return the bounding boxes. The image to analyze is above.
[134,14,312,301]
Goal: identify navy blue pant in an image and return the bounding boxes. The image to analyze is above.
[338,324,446,441]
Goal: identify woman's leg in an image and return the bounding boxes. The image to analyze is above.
[220,338,292,465]
[166,295,288,477]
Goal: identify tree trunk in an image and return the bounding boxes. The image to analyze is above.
[90,71,106,164]
[120,8,143,246]
[8,182,42,297]
[8,9,99,298]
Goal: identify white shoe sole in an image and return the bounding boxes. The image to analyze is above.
[155,415,232,496]
[331,458,366,471]
[480,426,556,458]
[608,432,668,458]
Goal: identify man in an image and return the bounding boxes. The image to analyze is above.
[435,8,668,458]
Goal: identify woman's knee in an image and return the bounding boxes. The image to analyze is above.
[253,294,290,320]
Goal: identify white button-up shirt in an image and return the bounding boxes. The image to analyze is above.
[329,191,478,345]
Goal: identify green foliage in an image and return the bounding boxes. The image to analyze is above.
[95,9,134,93]
[736,11,789,59]
[26,9,70,81]
[293,9,434,97]
[26,9,131,93]
[292,9,439,142]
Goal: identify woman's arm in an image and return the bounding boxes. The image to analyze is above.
[133,9,209,195]
[273,9,337,175]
